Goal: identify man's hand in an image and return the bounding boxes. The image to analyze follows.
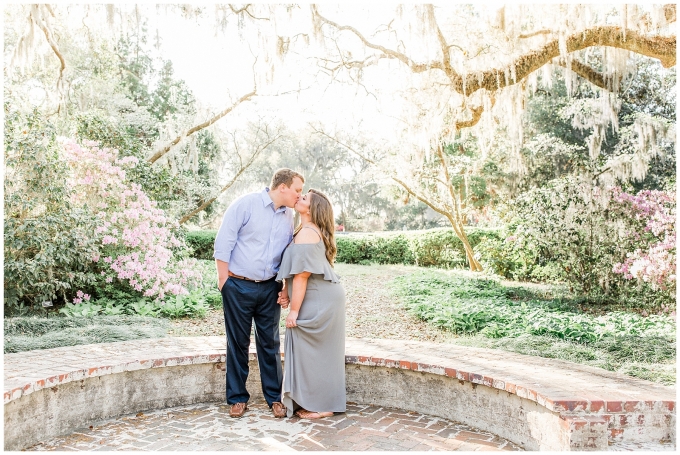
[277,291,290,309]
[216,260,229,291]
[285,310,299,328]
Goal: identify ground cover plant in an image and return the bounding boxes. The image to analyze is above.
[391,269,676,385]
[3,316,170,354]
[3,261,222,353]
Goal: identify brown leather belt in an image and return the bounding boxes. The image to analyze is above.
[228,271,275,283]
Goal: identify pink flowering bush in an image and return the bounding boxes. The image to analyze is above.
[611,188,676,292]
[61,138,201,301]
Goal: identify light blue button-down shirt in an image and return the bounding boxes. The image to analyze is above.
[213,188,294,281]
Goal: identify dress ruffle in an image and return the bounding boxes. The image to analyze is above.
[276,242,340,283]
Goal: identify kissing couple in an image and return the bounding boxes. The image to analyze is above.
[214,168,346,419]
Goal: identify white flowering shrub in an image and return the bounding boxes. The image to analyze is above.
[478,176,675,307]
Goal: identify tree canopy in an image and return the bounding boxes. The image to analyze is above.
[5,3,676,247]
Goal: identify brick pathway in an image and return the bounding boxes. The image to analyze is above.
[26,401,523,451]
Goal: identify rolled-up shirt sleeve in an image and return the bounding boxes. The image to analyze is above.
[213,198,248,263]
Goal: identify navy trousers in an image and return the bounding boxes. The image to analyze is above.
[221,277,282,407]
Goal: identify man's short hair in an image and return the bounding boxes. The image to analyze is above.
[270,168,304,189]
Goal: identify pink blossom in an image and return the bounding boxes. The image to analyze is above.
[612,187,675,291]
[102,235,117,245]
[61,138,202,299]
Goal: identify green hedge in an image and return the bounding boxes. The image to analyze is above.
[185,230,217,260]
[336,228,501,268]
[188,227,501,268]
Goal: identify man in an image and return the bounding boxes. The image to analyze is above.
[214,168,304,418]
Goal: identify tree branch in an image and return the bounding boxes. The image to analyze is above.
[315,5,677,97]
[33,6,66,95]
[390,177,450,217]
[229,4,270,21]
[455,105,485,129]
[429,5,453,75]
[518,29,551,39]
[148,90,256,164]
[664,4,676,23]
[451,27,676,93]
[311,5,442,74]
[441,94,496,135]
[435,144,457,205]
[557,59,615,91]
[178,128,281,225]
[311,126,451,216]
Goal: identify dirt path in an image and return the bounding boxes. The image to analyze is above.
[169,263,455,343]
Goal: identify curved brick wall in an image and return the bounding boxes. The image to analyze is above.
[4,337,675,451]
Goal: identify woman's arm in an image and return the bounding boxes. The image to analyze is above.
[285,226,320,328]
[286,271,311,328]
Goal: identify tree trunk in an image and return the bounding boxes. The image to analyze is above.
[447,214,483,272]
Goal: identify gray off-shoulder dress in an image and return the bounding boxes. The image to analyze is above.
[275,241,346,417]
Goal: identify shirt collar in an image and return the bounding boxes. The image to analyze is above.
[262,188,287,213]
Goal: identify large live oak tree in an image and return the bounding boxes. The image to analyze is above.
[298,4,676,271]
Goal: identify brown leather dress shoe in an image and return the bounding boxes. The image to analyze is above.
[271,401,286,418]
[229,402,248,418]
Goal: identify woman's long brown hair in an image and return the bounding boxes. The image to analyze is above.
[294,188,337,266]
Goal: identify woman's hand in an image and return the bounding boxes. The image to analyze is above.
[285,310,299,328]
[278,291,290,309]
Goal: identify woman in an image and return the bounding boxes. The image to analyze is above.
[276,189,346,419]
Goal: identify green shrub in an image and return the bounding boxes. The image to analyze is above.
[185,230,217,260]
[59,301,102,318]
[4,108,100,309]
[186,227,500,269]
[407,228,501,267]
[128,300,161,317]
[335,234,411,265]
[475,179,675,308]
[205,292,222,309]
[336,228,500,268]
[335,236,371,263]
[159,292,210,318]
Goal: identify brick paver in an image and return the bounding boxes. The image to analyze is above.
[26,401,523,451]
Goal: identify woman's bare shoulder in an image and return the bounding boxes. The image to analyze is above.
[294,227,321,244]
